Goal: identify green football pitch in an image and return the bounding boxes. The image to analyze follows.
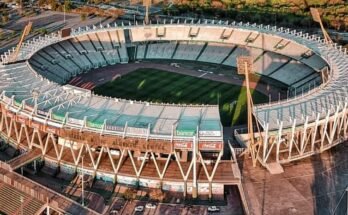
[93,68,268,126]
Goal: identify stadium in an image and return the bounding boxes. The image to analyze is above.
[0,18,347,214]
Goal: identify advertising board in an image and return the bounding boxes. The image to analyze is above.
[212,183,224,194]
[117,175,138,186]
[139,178,161,188]
[43,125,59,135]
[162,181,185,192]
[16,114,29,125]
[96,172,115,183]
[30,121,42,130]
[105,125,124,132]
[67,117,84,126]
[199,130,221,137]
[198,142,222,151]
[127,127,148,135]
[174,141,192,150]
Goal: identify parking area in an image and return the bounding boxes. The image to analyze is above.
[104,180,246,215]
[118,201,205,215]
[107,197,244,215]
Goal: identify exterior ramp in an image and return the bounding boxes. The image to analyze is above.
[265,162,284,174]
[7,148,41,171]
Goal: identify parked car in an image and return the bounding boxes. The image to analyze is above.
[134,206,144,212]
[109,209,118,214]
[145,203,156,209]
[207,206,220,212]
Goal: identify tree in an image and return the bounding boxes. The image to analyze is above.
[203,0,211,8]
[15,0,24,15]
[49,0,57,10]
[38,0,46,7]
[38,28,48,35]
[149,189,165,202]
[123,188,135,200]
[92,0,101,4]
[80,13,87,21]
[211,0,224,9]
[1,15,9,24]
[64,0,72,12]
[106,8,125,18]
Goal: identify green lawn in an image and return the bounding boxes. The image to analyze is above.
[93,68,268,126]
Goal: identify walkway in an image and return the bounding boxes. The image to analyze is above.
[7,148,41,171]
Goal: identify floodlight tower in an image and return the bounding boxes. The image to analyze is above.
[143,0,151,25]
[9,21,33,63]
[237,56,259,167]
[310,8,333,83]
[310,8,333,44]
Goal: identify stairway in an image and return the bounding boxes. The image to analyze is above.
[0,182,44,215]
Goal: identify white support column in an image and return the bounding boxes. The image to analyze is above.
[12,120,19,144]
[93,146,105,176]
[107,148,126,183]
[42,133,52,156]
[85,144,96,168]
[264,138,277,164]
[228,141,237,162]
[192,135,198,199]
[146,124,151,141]
[115,149,126,174]
[4,113,9,136]
[122,122,128,138]
[23,125,30,149]
[276,121,283,162]
[329,105,341,144]
[30,129,44,150]
[127,150,148,185]
[198,150,223,199]
[263,123,269,163]
[8,118,14,141]
[150,152,171,189]
[320,110,331,150]
[69,142,77,164]
[75,144,86,166]
[0,112,4,131]
[343,105,348,138]
[106,147,117,173]
[311,114,320,152]
[337,103,347,138]
[288,119,297,160]
[173,151,194,199]
[57,139,66,162]
[51,134,60,159]
[300,117,309,155]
